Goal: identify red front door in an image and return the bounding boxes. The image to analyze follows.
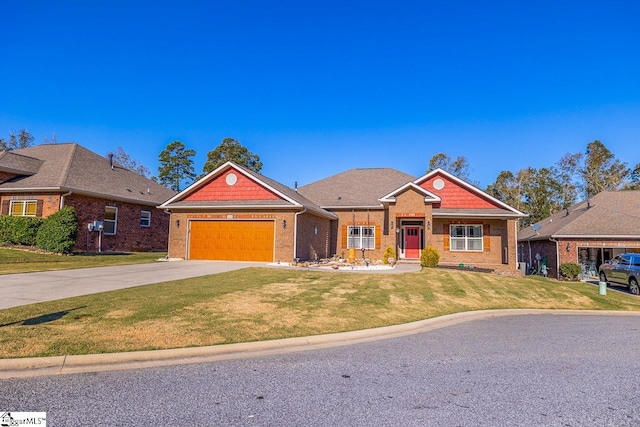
[405,227,420,258]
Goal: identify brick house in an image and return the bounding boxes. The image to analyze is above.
[162,162,526,273]
[0,143,176,252]
[518,191,640,279]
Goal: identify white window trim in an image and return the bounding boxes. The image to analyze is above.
[9,200,38,217]
[347,225,375,249]
[104,206,118,235]
[450,224,483,252]
[140,210,151,228]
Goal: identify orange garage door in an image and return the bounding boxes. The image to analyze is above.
[188,220,275,262]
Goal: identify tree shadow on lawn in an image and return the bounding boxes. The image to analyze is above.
[0,306,87,327]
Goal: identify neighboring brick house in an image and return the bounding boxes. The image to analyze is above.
[0,143,176,252]
[518,191,640,279]
[162,162,526,274]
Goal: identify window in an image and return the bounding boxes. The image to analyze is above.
[348,225,375,249]
[140,210,151,227]
[104,206,117,235]
[10,200,37,217]
[450,225,483,251]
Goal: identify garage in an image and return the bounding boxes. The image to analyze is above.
[188,220,275,262]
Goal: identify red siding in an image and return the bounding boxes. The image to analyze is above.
[421,174,500,209]
[185,170,282,201]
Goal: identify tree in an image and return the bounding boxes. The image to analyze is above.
[158,141,196,191]
[106,146,151,177]
[581,140,629,197]
[202,137,262,176]
[427,153,472,182]
[486,170,522,211]
[520,167,564,226]
[0,129,35,151]
[554,152,583,208]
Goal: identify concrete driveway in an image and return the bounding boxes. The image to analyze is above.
[0,261,264,310]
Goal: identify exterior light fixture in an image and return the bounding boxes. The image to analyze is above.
[283,220,287,229]
[427,220,431,230]
[175,219,180,227]
[566,243,571,252]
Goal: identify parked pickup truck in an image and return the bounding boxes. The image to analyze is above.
[599,253,640,295]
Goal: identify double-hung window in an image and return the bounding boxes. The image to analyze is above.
[347,225,375,249]
[140,210,151,227]
[10,200,37,216]
[104,206,118,235]
[450,225,483,251]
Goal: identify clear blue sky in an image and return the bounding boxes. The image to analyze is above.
[2,1,638,189]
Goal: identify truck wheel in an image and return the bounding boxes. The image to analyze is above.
[629,278,640,295]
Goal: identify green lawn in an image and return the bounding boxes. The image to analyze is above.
[1,266,638,358]
[0,248,165,274]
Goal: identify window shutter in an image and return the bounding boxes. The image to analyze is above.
[443,224,450,251]
[36,200,44,217]
[375,225,381,249]
[1,200,9,215]
[483,224,490,251]
[341,225,347,248]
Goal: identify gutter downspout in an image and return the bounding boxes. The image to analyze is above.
[528,240,532,272]
[60,190,73,209]
[293,207,307,262]
[549,237,560,279]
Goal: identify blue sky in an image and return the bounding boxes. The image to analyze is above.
[2,1,638,189]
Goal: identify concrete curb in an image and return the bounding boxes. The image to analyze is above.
[2,309,639,379]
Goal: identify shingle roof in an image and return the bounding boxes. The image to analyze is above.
[518,191,640,241]
[0,151,42,175]
[0,143,176,206]
[297,168,416,208]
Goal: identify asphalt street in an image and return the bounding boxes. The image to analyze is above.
[2,314,639,426]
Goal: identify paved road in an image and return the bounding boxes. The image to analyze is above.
[2,314,639,426]
[0,261,265,309]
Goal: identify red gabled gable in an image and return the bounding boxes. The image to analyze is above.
[420,173,500,209]
[184,169,282,201]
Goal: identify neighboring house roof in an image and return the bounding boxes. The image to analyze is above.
[0,151,43,175]
[518,191,640,241]
[161,162,337,219]
[297,168,416,208]
[0,143,175,206]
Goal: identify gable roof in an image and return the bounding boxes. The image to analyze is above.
[518,191,640,241]
[0,143,175,206]
[415,168,527,218]
[160,162,337,219]
[297,168,416,209]
[379,182,442,203]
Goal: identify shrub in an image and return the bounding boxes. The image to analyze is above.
[420,245,440,268]
[559,262,582,281]
[382,246,396,265]
[0,215,44,246]
[36,206,79,254]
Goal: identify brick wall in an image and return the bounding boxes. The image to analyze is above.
[0,193,61,217]
[295,212,332,261]
[66,194,169,252]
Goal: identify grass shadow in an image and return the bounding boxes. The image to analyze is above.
[0,306,87,327]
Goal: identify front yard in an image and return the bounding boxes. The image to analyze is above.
[0,248,164,274]
[1,266,639,358]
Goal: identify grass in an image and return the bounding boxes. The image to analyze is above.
[1,267,639,358]
[0,248,165,274]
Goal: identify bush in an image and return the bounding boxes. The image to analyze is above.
[36,206,79,254]
[559,263,582,281]
[420,245,440,268]
[382,246,396,265]
[0,215,44,246]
